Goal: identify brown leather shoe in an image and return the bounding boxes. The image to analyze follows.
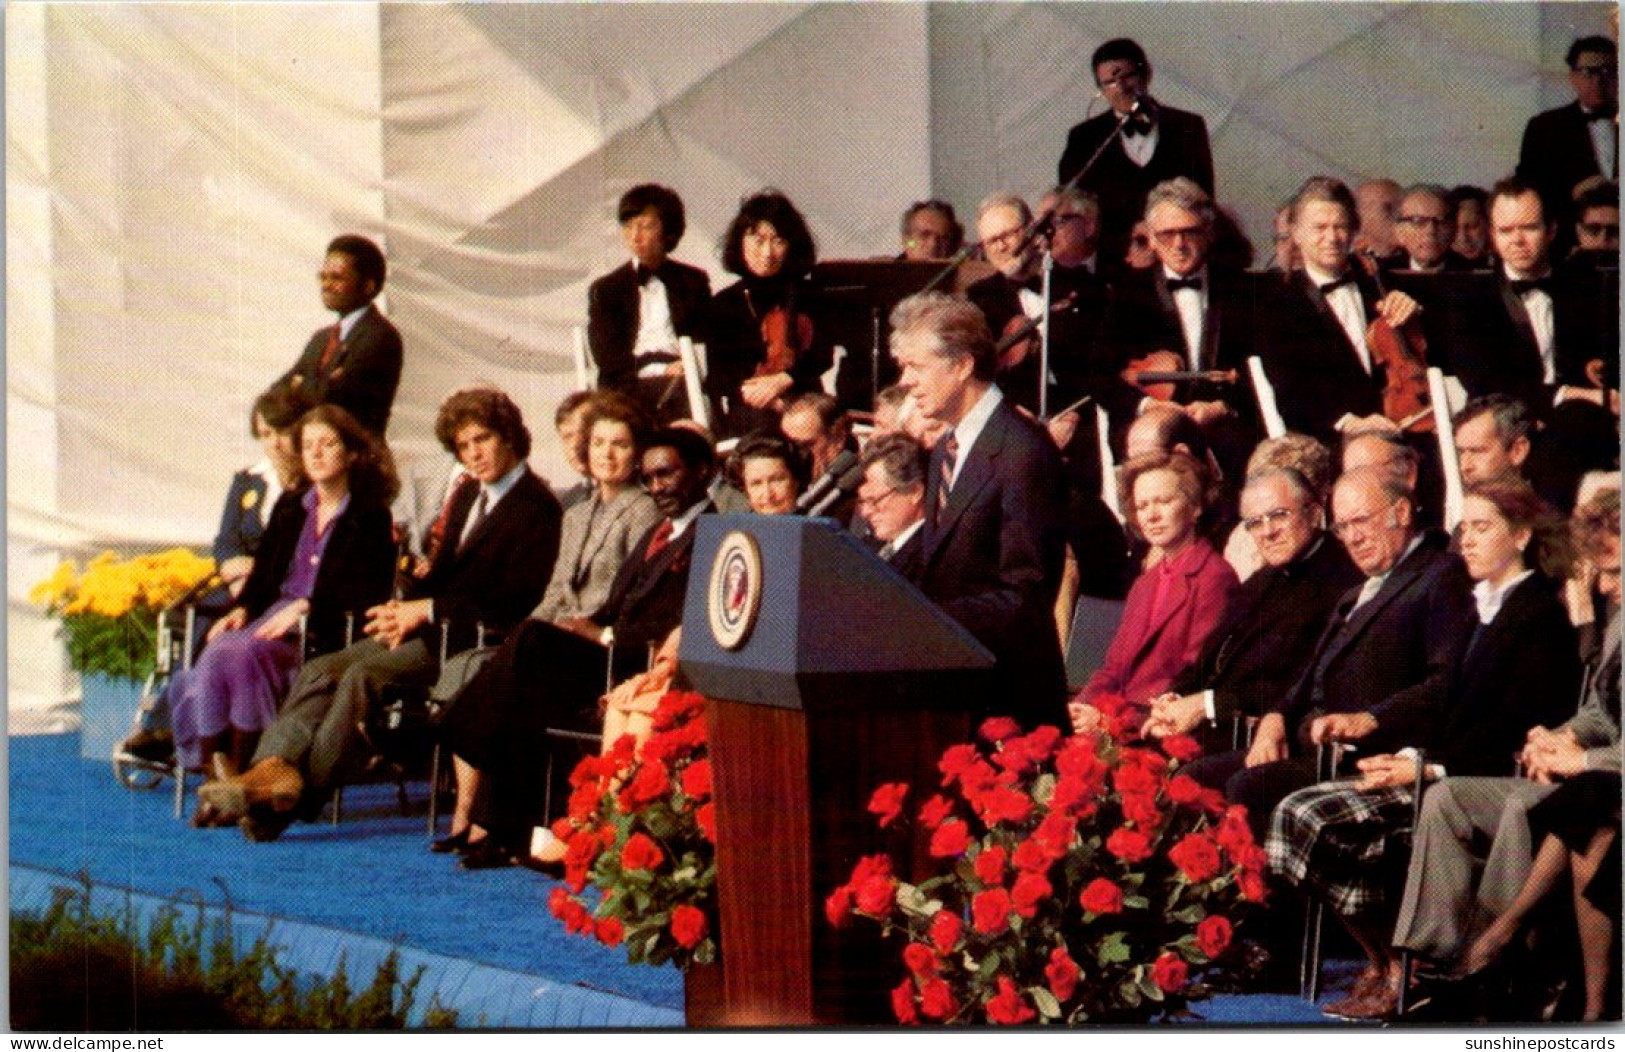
[1327,983,1399,1021]
[238,757,304,812]
[196,778,249,824]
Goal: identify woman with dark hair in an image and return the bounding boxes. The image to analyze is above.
[213,384,312,601]
[1070,450,1238,733]
[730,433,811,516]
[436,392,663,858]
[177,404,398,818]
[1269,478,1581,1020]
[706,190,832,438]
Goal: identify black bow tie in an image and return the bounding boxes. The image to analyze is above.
[1318,273,1356,294]
[1120,111,1155,138]
[1510,277,1552,297]
[1166,276,1203,292]
[1588,103,1617,122]
[634,264,659,287]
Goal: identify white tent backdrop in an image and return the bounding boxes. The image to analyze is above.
[6,2,1612,727]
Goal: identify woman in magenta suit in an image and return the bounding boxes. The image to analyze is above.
[1070,450,1238,735]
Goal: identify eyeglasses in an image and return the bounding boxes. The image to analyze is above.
[1151,225,1206,246]
[1397,215,1451,229]
[856,487,898,513]
[1241,507,1296,534]
[982,228,1025,251]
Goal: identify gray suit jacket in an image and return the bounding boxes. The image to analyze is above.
[1565,608,1622,773]
[532,487,662,623]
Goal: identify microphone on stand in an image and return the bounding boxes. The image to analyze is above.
[794,448,859,513]
[808,460,868,518]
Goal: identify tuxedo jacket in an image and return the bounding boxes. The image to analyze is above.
[280,304,403,436]
[405,468,562,654]
[1274,530,1474,756]
[589,501,716,654]
[1424,573,1579,777]
[586,259,712,394]
[1099,266,1261,417]
[1057,102,1214,266]
[235,490,398,656]
[966,265,1116,418]
[1079,539,1240,709]
[533,487,663,624]
[1256,269,1386,442]
[1168,534,1362,722]
[914,396,1070,728]
[1518,101,1615,217]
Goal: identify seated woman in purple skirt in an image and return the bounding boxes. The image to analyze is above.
[173,404,397,804]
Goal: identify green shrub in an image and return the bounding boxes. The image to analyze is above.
[11,875,459,1031]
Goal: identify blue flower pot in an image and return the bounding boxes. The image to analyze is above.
[79,673,143,761]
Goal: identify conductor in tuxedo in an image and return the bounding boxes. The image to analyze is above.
[587,184,712,423]
[279,235,403,437]
[1057,38,1214,273]
[206,388,563,839]
[891,292,1070,730]
[1517,36,1618,236]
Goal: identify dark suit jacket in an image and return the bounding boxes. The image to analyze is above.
[405,468,562,654]
[914,395,1070,728]
[1257,269,1385,442]
[706,277,833,436]
[1275,530,1474,756]
[213,470,272,564]
[1425,573,1579,777]
[279,304,403,436]
[235,490,398,656]
[1518,101,1615,219]
[884,524,926,583]
[1168,534,1361,722]
[1057,102,1214,268]
[587,259,712,394]
[589,501,716,655]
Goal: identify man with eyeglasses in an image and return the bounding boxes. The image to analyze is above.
[855,433,928,578]
[1182,466,1473,837]
[1569,178,1620,267]
[1388,185,1471,273]
[1517,35,1617,236]
[1057,37,1214,272]
[1141,468,1360,753]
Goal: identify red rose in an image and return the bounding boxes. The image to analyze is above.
[979,716,1022,742]
[1056,738,1107,782]
[1113,759,1161,796]
[695,801,716,842]
[567,781,603,821]
[974,845,1008,885]
[595,916,625,947]
[929,818,972,858]
[1045,947,1080,1003]
[1168,833,1222,883]
[547,886,572,920]
[680,758,713,800]
[976,784,1033,825]
[918,793,954,829]
[1151,952,1188,994]
[1196,915,1233,959]
[919,976,956,1020]
[867,781,910,828]
[651,690,705,731]
[855,873,897,918]
[564,829,603,872]
[928,909,962,955]
[1105,826,1154,863]
[1090,692,1127,718]
[902,941,938,976]
[1109,707,1147,741]
[1120,791,1163,829]
[891,980,919,1025]
[1078,877,1124,915]
[1216,805,1255,859]
[958,758,999,797]
[597,824,618,846]
[1166,774,1204,806]
[1034,813,1076,858]
[670,904,708,949]
[1011,838,1051,874]
[1160,733,1203,762]
[824,885,853,928]
[1198,787,1229,815]
[1011,871,1053,918]
[616,757,671,811]
[551,817,576,841]
[1020,724,1062,763]
[1048,774,1093,815]
[1238,869,1268,903]
[984,975,1036,1025]
[568,753,606,788]
[619,832,665,872]
[848,853,894,886]
[938,743,981,784]
[971,887,1012,935]
[607,733,637,765]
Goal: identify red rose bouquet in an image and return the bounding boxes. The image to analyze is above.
[547,690,718,970]
[829,705,1266,1024]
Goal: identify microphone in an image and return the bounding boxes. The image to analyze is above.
[808,460,868,518]
[794,448,859,513]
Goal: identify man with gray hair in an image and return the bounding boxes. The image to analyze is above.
[1388,184,1467,273]
[890,291,1070,729]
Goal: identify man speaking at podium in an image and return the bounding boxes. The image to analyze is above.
[890,292,1071,730]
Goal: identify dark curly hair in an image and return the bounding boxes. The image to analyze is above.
[728,432,812,494]
[575,390,654,480]
[434,387,532,461]
[721,190,817,279]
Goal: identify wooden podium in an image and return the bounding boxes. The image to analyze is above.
[680,515,993,1024]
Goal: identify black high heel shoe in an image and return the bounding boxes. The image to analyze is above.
[430,828,473,854]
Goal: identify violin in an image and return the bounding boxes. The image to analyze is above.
[996,290,1078,371]
[1120,349,1238,404]
[1355,251,1434,432]
[756,303,813,378]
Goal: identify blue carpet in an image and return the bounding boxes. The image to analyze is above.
[11,732,1371,1027]
[9,733,683,1026]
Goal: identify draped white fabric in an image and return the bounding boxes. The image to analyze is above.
[6,2,1610,724]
